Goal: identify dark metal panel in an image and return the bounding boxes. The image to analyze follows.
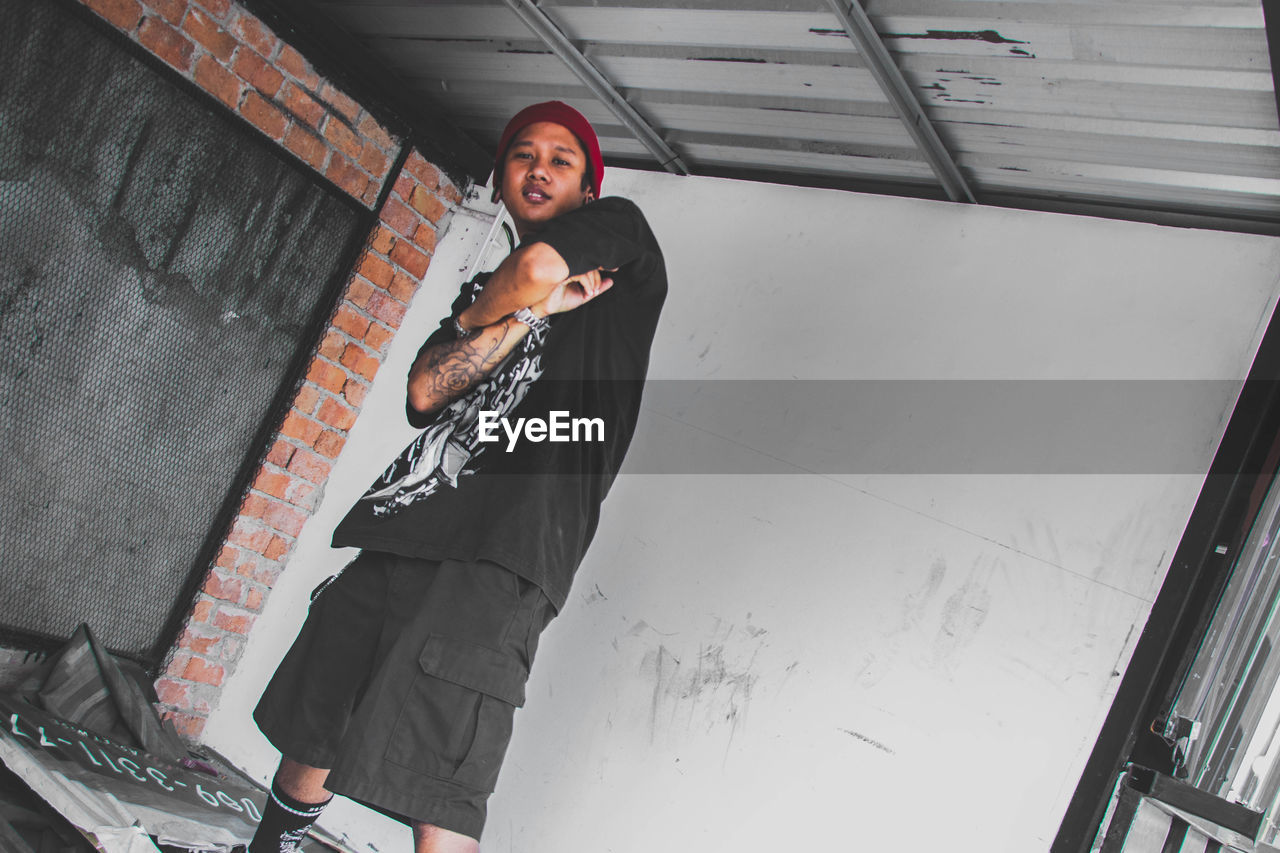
[0,0,375,665]
[1264,0,1280,132]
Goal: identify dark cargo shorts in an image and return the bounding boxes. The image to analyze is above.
[253,551,555,841]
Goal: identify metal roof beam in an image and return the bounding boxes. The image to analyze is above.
[503,0,690,176]
[820,0,975,203]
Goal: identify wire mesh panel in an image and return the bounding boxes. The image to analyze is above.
[0,0,368,662]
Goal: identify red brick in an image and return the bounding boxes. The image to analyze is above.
[144,0,184,25]
[409,186,447,224]
[342,378,370,408]
[305,358,347,394]
[388,271,418,303]
[362,181,382,208]
[139,16,195,72]
[196,0,230,19]
[288,448,333,484]
[379,197,419,239]
[359,143,389,180]
[227,518,272,553]
[240,90,286,139]
[327,156,369,200]
[317,395,358,431]
[367,291,409,329]
[245,585,266,612]
[212,606,255,635]
[264,536,291,562]
[178,626,222,657]
[293,384,321,415]
[284,478,316,507]
[234,11,278,57]
[441,181,464,206]
[281,411,323,445]
[183,7,237,62]
[332,304,371,339]
[281,82,325,128]
[357,252,394,289]
[164,712,206,739]
[323,116,362,160]
[319,82,361,121]
[262,499,307,538]
[164,651,192,679]
[265,439,295,467]
[390,240,430,279]
[214,544,237,569]
[314,430,346,460]
[236,556,283,585]
[277,44,319,89]
[233,51,284,98]
[193,55,241,110]
[201,569,243,603]
[190,599,215,625]
[84,0,142,31]
[318,329,345,361]
[241,492,269,520]
[411,223,438,255]
[345,278,375,310]
[283,124,327,171]
[154,677,188,707]
[251,469,291,500]
[183,656,225,686]
[338,344,379,384]
[358,113,395,151]
[393,173,415,202]
[369,225,395,256]
[364,321,394,353]
[405,153,440,190]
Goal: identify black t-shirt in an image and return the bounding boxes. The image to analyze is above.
[331,196,666,610]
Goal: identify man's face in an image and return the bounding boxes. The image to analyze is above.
[497,121,593,236]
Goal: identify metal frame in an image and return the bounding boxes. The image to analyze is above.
[1099,766,1264,852]
[819,0,975,203]
[503,0,690,176]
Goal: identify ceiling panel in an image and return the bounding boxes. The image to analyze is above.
[313,0,1279,231]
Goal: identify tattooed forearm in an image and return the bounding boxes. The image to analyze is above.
[407,318,530,416]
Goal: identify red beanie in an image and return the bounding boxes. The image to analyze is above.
[491,101,603,201]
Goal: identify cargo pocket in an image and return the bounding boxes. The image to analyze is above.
[384,633,528,793]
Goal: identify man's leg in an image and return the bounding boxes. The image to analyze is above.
[413,821,480,853]
[248,758,332,853]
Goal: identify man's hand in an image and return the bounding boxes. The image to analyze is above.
[533,268,614,317]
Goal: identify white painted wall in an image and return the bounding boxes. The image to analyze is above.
[204,169,1280,852]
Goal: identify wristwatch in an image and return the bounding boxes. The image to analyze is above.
[511,307,551,335]
[451,314,469,338]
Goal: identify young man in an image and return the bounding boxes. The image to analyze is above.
[248,102,667,852]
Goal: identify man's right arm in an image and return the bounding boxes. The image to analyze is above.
[406,267,614,422]
[406,314,533,420]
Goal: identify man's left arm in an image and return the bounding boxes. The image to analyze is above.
[457,198,654,331]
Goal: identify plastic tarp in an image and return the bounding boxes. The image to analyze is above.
[0,626,264,852]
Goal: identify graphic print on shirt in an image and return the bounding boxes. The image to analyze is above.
[359,275,550,517]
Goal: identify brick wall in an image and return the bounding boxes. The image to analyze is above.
[76,0,468,738]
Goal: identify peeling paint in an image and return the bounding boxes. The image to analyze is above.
[882,29,1027,46]
[691,56,769,64]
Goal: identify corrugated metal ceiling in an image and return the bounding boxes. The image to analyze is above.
[313,0,1280,232]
